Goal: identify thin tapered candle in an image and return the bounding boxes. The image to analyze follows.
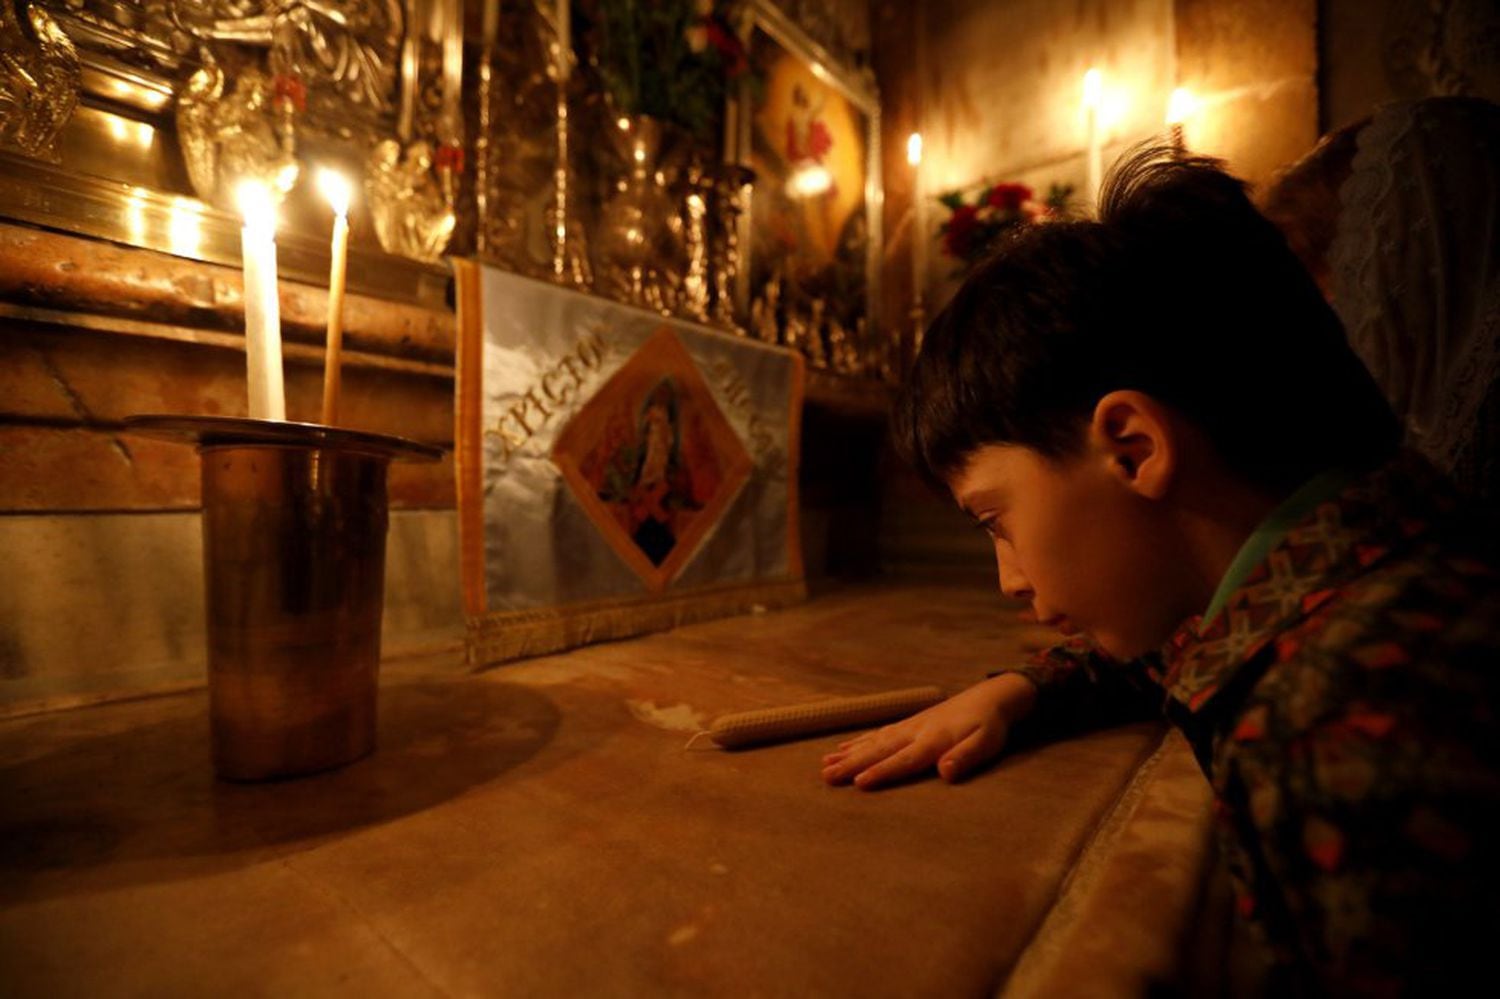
[317,169,352,426]
[906,132,925,309]
[237,180,285,421]
[1166,87,1197,158]
[1083,68,1103,211]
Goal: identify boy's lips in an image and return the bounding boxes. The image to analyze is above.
[1044,616,1079,636]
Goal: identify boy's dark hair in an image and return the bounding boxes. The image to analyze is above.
[894,144,1401,495]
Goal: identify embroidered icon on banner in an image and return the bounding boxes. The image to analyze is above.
[552,327,753,591]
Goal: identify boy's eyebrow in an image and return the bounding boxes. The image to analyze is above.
[957,487,1007,519]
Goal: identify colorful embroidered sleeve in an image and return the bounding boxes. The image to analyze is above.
[1220,708,1500,994]
[1212,573,1500,994]
[996,637,1164,735]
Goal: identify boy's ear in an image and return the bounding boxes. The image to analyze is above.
[1089,390,1175,500]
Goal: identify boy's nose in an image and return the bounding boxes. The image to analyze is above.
[996,556,1033,603]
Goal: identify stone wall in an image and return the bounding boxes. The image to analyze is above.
[875,0,1318,316]
[0,222,464,711]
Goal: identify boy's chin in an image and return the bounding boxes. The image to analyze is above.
[1089,630,1157,663]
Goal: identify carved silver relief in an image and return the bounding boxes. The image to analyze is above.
[176,62,299,206]
[364,136,453,262]
[0,0,82,161]
[475,0,583,281]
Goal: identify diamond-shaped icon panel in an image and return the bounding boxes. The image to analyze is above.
[552,328,753,591]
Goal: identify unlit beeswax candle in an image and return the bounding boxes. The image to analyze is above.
[703,686,945,749]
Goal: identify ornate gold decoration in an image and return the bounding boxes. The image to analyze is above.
[0,0,82,161]
[474,1,559,278]
[176,63,299,206]
[750,268,781,343]
[804,297,827,367]
[595,114,678,311]
[364,138,454,263]
[167,1,403,119]
[709,164,753,333]
[676,160,712,324]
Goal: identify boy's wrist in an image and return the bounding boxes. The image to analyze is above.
[983,672,1039,724]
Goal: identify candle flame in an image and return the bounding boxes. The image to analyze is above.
[1166,87,1198,126]
[1083,68,1102,109]
[236,180,278,239]
[317,168,352,218]
[906,132,923,167]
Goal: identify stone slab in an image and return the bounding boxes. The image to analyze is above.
[0,580,1214,995]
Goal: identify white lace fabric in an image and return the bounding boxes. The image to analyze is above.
[1331,98,1500,482]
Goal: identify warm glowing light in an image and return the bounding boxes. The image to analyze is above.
[1166,87,1198,125]
[617,116,631,131]
[906,132,923,167]
[1101,90,1129,131]
[633,141,646,164]
[125,186,148,244]
[1082,68,1102,109]
[316,168,352,217]
[787,163,833,198]
[236,180,278,239]
[273,161,299,193]
[107,115,128,141]
[167,198,203,257]
[135,121,154,147]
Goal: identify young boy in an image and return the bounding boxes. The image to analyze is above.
[822,147,1500,993]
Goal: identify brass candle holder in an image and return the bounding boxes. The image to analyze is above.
[125,415,442,782]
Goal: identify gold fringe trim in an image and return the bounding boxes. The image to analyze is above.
[465,577,808,667]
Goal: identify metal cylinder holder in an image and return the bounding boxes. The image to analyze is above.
[201,444,389,780]
[125,416,442,781]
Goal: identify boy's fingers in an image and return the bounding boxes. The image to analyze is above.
[938,724,1006,782]
[852,740,942,790]
[822,733,911,784]
[837,728,880,751]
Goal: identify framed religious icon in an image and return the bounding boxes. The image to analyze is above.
[729,0,881,348]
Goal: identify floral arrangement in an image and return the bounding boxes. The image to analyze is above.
[584,0,749,142]
[938,181,1074,272]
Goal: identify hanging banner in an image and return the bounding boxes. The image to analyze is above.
[454,262,806,666]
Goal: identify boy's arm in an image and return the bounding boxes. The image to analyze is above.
[996,636,1165,738]
[1221,708,1500,994]
[822,639,1164,789]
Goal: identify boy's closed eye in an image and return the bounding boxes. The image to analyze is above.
[972,514,1006,540]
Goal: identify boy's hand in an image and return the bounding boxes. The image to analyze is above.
[820,673,1038,790]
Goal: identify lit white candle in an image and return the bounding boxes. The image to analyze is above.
[1083,68,1103,211]
[907,132,925,308]
[1166,86,1197,157]
[237,180,285,421]
[317,169,352,426]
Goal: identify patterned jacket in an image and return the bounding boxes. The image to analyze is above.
[1008,453,1500,995]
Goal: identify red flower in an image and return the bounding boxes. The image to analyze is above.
[705,19,748,77]
[273,74,306,113]
[435,143,465,175]
[987,183,1033,213]
[943,203,978,258]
